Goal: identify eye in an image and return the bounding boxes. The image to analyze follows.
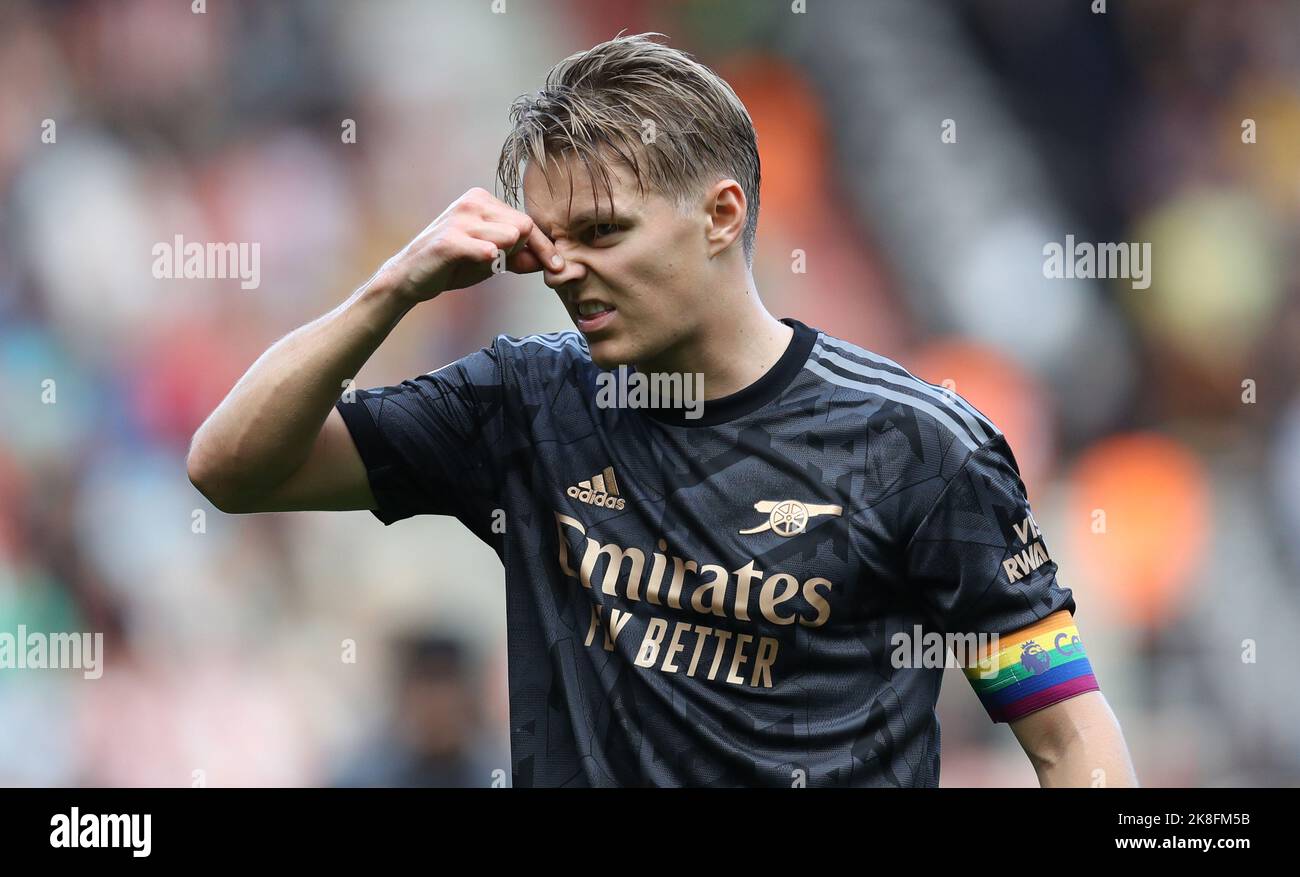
[586,223,624,243]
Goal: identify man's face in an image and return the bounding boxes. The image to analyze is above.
[523,153,708,370]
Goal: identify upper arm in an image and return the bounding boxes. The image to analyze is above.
[900,433,1105,728]
[961,609,1099,723]
[324,344,509,531]
[241,407,377,513]
[1009,689,1137,787]
[1008,689,1112,762]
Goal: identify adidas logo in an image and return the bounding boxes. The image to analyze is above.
[566,465,627,510]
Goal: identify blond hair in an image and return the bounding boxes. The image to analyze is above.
[497,32,761,266]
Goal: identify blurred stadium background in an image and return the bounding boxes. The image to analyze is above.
[1,0,1298,787]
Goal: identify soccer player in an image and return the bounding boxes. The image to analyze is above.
[188,34,1137,787]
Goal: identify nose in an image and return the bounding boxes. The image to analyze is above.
[542,239,587,290]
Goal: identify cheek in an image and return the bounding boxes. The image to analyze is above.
[598,247,669,308]
[624,228,697,294]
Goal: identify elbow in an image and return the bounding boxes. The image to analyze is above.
[186,442,248,514]
[1024,739,1068,774]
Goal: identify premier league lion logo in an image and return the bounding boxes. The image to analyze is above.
[1019,640,1052,676]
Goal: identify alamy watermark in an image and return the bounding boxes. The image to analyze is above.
[595,366,704,420]
[890,626,1000,678]
[0,625,103,679]
[152,234,261,290]
[1042,234,1151,290]
[50,807,150,857]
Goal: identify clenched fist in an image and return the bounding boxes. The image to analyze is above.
[372,187,564,304]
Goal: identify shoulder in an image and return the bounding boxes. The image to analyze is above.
[802,328,1003,462]
[494,328,589,357]
[492,329,590,368]
[487,329,597,394]
[799,329,1026,534]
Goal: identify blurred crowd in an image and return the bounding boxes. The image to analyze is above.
[0,0,1297,786]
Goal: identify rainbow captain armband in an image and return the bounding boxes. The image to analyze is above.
[962,610,1100,723]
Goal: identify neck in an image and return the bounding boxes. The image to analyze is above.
[637,275,793,401]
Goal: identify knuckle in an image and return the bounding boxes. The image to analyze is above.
[429,234,459,259]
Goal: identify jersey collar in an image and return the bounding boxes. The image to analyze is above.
[639,317,818,428]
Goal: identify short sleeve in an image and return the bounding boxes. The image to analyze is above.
[904,434,1075,637]
[904,434,1099,722]
[335,342,507,540]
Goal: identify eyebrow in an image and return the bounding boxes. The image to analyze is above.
[536,207,629,242]
[564,208,625,228]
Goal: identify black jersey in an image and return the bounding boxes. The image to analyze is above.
[335,317,1082,787]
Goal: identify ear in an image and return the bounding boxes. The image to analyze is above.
[703,179,747,259]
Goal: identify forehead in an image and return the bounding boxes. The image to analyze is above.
[522,152,647,231]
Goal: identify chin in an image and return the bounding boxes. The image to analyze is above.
[585,326,682,371]
[586,339,633,370]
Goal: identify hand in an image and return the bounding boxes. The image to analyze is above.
[372,187,564,303]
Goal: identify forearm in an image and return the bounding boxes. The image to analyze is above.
[188,273,417,505]
[186,187,562,511]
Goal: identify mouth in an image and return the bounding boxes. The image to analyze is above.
[573,299,617,333]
